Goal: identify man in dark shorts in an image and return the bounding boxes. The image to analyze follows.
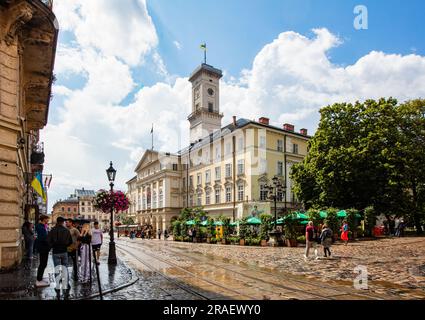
[91,222,103,264]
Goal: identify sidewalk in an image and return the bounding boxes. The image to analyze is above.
[0,248,138,300]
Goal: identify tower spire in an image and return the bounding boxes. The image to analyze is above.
[200,43,207,64]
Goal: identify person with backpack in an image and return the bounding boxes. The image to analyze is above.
[320,223,333,258]
[47,217,73,298]
[66,219,80,281]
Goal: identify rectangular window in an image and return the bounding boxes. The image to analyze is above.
[226,187,232,203]
[259,158,267,174]
[172,163,178,171]
[277,139,283,152]
[277,191,284,202]
[62,207,64,212]
[81,207,85,213]
[215,189,220,204]
[189,194,193,207]
[68,208,70,212]
[215,167,221,180]
[237,160,244,175]
[225,143,231,155]
[159,190,163,207]
[277,161,283,176]
[189,176,193,187]
[197,193,202,206]
[183,177,186,188]
[208,102,214,112]
[259,136,266,149]
[206,190,211,205]
[260,185,268,201]
[238,137,244,151]
[197,173,202,185]
[205,170,211,183]
[293,143,299,154]
[225,164,232,178]
[238,184,244,201]
[215,146,221,161]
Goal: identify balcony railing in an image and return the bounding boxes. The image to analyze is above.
[40,0,53,9]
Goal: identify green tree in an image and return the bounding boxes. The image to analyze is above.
[292,98,425,234]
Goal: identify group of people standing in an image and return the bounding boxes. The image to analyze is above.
[383,217,406,237]
[304,220,350,260]
[22,215,103,298]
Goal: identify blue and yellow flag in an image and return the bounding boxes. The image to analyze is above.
[31,172,47,203]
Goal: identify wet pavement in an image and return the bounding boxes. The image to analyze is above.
[113,236,425,300]
[0,247,137,300]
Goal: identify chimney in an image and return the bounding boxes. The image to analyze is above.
[283,123,295,132]
[300,128,308,136]
[233,116,237,126]
[259,117,270,125]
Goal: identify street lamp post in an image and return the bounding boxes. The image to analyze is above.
[106,161,117,265]
[265,176,286,247]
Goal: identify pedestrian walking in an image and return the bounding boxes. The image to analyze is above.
[341,220,349,245]
[304,221,318,260]
[66,219,80,281]
[164,229,168,240]
[35,214,50,287]
[158,229,162,240]
[320,224,333,258]
[91,222,103,265]
[394,218,400,236]
[78,224,92,284]
[47,217,73,298]
[22,221,35,259]
[389,217,395,236]
[398,219,405,237]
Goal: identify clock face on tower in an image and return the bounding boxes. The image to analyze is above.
[207,88,214,96]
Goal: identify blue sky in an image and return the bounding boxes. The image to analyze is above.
[147,0,424,83]
[46,0,425,211]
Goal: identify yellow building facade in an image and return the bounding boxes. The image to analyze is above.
[126,63,310,232]
[0,0,57,268]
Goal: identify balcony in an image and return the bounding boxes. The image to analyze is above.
[30,142,44,165]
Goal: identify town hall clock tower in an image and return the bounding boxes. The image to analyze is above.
[188,63,223,143]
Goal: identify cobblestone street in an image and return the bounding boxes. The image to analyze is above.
[109,236,425,300]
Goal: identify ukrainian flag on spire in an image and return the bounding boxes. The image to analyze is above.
[31,172,47,203]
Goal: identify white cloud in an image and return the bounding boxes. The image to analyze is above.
[54,0,158,66]
[45,11,425,214]
[173,40,182,50]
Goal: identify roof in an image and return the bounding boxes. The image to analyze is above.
[178,118,311,154]
[126,175,137,184]
[75,189,96,197]
[189,63,223,82]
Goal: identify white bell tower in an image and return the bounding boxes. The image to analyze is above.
[188,63,223,143]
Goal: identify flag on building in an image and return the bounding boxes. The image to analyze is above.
[31,172,47,203]
[200,43,207,51]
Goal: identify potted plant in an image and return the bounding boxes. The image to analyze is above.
[283,219,298,247]
[260,213,273,247]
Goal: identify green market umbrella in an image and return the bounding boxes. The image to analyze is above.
[213,221,224,226]
[199,220,210,226]
[337,210,362,219]
[276,218,285,225]
[185,220,196,226]
[319,211,328,219]
[229,221,239,227]
[284,212,308,221]
[300,220,309,225]
[246,217,262,225]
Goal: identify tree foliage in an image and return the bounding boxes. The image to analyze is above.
[291,98,425,233]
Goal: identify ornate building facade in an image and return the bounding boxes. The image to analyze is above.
[0,0,57,269]
[126,63,310,233]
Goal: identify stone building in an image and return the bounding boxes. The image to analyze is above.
[0,0,57,269]
[51,196,78,223]
[126,63,311,233]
